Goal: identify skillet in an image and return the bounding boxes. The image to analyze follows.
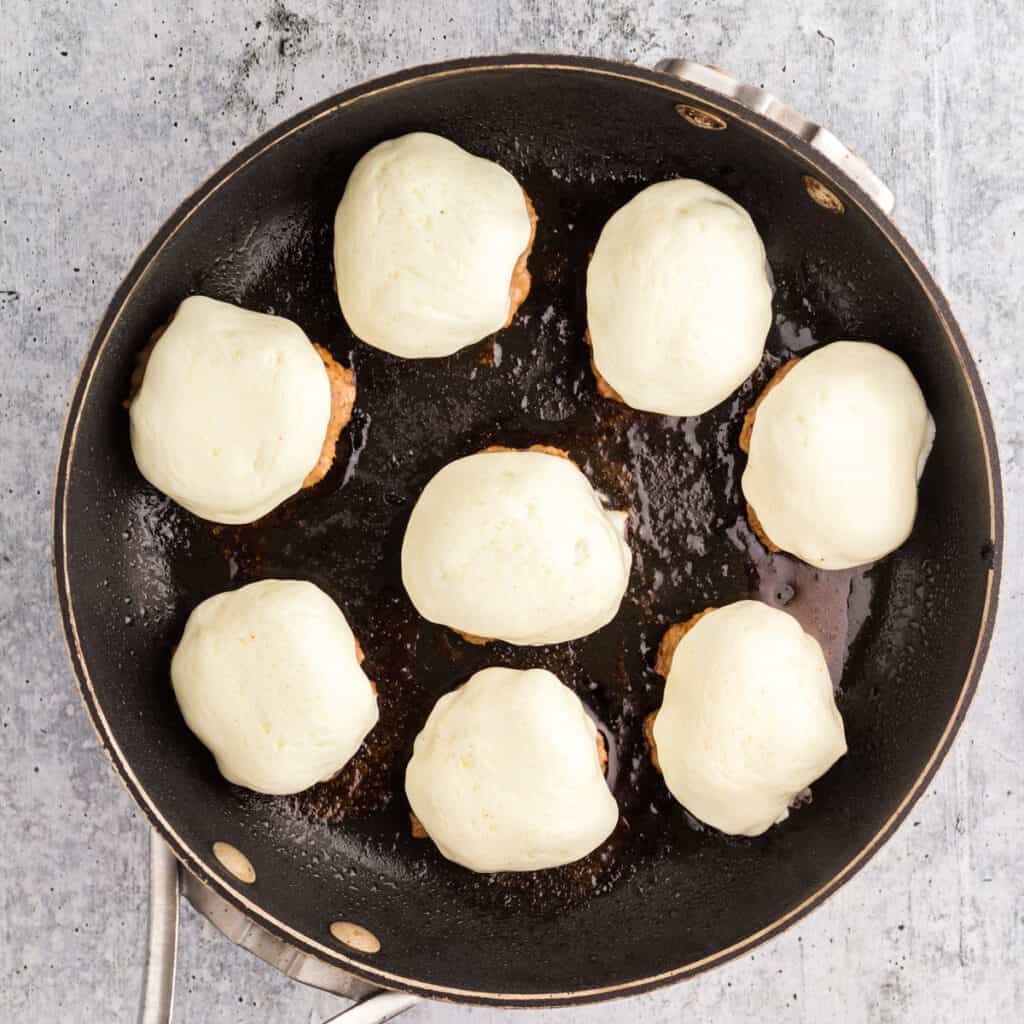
[53,55,1002,1018]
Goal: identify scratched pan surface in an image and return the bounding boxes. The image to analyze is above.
[54,57,1001,1005]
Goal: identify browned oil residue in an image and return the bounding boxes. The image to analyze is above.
[728,515,874,686]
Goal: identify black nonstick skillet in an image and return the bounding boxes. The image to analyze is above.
[54,56,1001,1020]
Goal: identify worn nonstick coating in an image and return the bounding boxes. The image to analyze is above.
[54,57,1001,1005]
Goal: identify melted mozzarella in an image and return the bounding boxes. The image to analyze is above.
[129,296,331,524]
[406,666,618,872]
[334,132,532,358]
[171,580,378,795]
[401,450,632,645]
[588,179,772,416]
[742,341,934,569]
[653,601,846,837]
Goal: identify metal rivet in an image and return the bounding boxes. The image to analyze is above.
[212,841,256,884]
[802,174,845,214]
[674,103,727,131]
[330,920,381,954]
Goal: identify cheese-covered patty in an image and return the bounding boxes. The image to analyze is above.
[587,179,772,416]
[401,450,632,645]
[405,666,618,872]
[171,580,378,795]
[129,296,332,524]
[333,132,534,358]
[652,601,846,837]
[741,341,935,569]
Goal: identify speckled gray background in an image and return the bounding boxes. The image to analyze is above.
[2,0,1021,1020]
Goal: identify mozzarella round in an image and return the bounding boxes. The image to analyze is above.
[587,179,772,416]
[171,580,378,795]
[333,132,533,358]
[742,341,935,569]
[401,450,632,645]
[129,296,331,524]
[653,601,846,837]
[406,666,618,872]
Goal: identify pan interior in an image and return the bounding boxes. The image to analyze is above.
[60,62,996,999]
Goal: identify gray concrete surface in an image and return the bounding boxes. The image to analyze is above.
[1,0,1021,1020]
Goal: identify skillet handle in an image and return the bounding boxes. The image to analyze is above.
[139,831,180,1024]
[320,991,421,1023]
[139,831,419,1023]
[656,59,895,216]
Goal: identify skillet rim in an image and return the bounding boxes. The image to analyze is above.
[52,53,1004,1006]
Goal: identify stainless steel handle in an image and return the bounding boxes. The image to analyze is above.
[139,831,180,1024]
[322,991,421,1023]
[656,58,895,215]
[139,831,419,1023]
